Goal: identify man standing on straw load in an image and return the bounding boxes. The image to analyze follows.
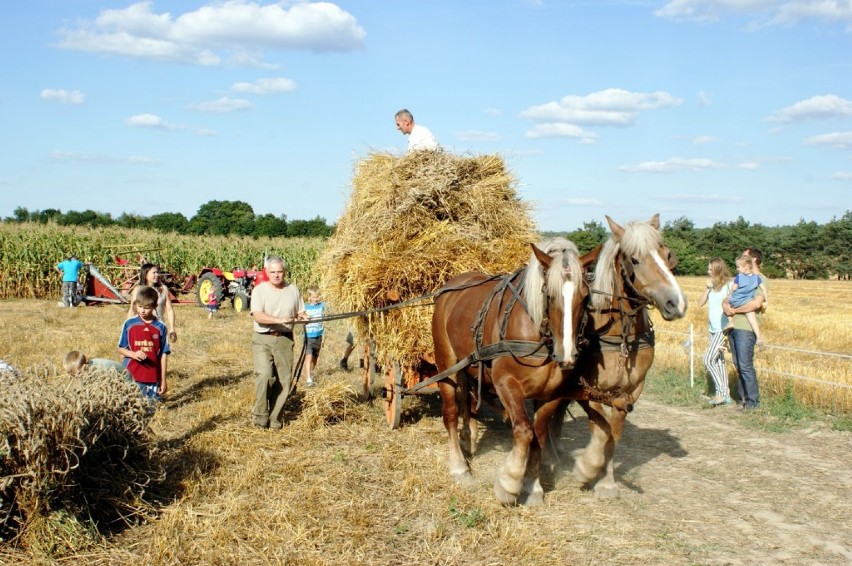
[250,256,306,429]
[395,109,438,152]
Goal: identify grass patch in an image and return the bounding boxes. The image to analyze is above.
[829,415,852,432]
[447,497,485,528]
[643,369,707,407]
[645,368,851,432]
[763,385,818,422]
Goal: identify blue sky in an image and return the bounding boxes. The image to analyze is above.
[1,0,850,232]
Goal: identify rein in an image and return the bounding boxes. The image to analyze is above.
[287,276,504,326]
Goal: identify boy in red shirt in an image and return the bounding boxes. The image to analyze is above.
[118,286,170,407]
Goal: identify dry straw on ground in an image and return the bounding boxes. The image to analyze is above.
[0,369,158,552]
[0,293,849,565]
[318,150,538,368]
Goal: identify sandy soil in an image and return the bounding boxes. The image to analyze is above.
[516,398,852,565]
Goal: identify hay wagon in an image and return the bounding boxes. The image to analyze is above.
[317,150,539,429]
[361,336,439,429]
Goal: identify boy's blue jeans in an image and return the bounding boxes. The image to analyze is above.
[136,382,161,413]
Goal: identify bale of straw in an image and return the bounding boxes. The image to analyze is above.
[318,150,538,368]
[0,369,160,552]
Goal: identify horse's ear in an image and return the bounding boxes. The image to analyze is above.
[530,243,553,269]
[605,215,624,239]
[580,244,602,269]
[649,213,660,230]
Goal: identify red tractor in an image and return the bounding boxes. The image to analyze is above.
[195,266,268,312]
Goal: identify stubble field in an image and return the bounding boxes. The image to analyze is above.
[0,277,850,565]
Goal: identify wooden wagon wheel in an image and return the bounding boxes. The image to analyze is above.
[384,360,403,429]
[361,339,376,401]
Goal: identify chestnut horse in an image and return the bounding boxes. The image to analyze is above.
[541,214,688,497]
[431,237,593,505]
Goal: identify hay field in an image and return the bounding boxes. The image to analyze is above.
[651,277,852,413]
[1,291,851,565]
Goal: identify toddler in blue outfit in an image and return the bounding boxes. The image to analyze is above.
[725,255,765,345]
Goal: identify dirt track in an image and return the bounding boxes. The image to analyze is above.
[538,398,852,565]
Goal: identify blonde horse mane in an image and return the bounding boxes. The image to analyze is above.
[523,237,582,328]
[591,219,663,309]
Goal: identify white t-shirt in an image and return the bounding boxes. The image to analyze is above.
[408,124,438,152]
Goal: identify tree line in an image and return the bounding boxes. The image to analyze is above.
[6,200,334,239]
[7,202,850,279]
[550,211,852,279]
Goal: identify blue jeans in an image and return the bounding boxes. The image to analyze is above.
[136,382,161,414]
[727,329,759,408]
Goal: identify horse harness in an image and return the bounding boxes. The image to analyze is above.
[404,268,557,405]
[576,251,657,408]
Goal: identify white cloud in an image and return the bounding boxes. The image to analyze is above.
[697,90,711,107]
[40,88,85,105]
[524,123,598,144]
[771,0,852,27]
[187,96,253,113]
[655,0,852,28]
[520,88,681,144]
[660,193,744,203]
[483,107,501,117]
[232,77,297,94]
[693,135,715,144]
[56,1,366,66]
[769,95,852,124]
[456,130,503,142]
[737,161,761,170]
[833,172,852,180]
[47,150,160,165]
[194,128,218,137]
[619,157,726,172]
[560,198,604,206]
[126,113,179,130]
[804,131,852,149]
[521,88,682,126]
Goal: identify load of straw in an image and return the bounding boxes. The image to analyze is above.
[0,369,160,552]
[318,150,538,369]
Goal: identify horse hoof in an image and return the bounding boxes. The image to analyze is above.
[594,484,620,499]
[451,470,475,486]
[572,459,598,486]
[493,480,520,506]
[520,489,544,506]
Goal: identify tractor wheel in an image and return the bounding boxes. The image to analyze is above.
[197,272,224,307]
[232,290,250,313]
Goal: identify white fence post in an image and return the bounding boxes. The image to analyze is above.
[689,323,694,388]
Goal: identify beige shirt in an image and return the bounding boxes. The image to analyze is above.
[250,281,304,334]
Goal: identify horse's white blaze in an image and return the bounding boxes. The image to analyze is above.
[561,281,576,359]
[651,250,686,314]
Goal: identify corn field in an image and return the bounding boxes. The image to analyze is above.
[0,223,323,300]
